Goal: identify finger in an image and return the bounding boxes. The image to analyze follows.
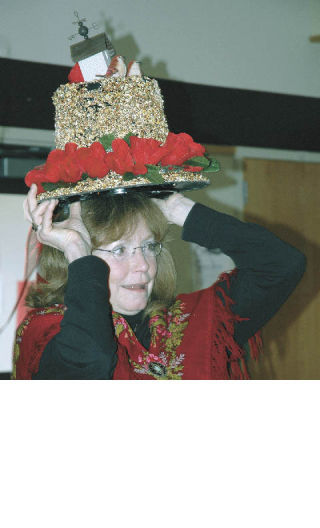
[26,185,44,213]
[28,184,38,212]
[23,195,47,224]
[31,201,52,230]
[41,200,57,233]
[23,196,32,222]
[69,201,82,219]
[30,183,38,200]
[23,184,37,221]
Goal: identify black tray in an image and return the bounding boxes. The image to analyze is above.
[51,180,210,220]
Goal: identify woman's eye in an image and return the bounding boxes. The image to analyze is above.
[145,242,156,251]
[112,246,126,256]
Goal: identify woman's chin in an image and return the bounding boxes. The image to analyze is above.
[112,296,149,315]
[117,305,147,315]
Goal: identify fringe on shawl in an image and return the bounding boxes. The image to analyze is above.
[13,306,64,380]
[212,271,263,380]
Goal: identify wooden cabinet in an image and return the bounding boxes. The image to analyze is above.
[244,158,320,379]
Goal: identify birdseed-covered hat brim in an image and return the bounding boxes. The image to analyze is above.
[36,171,210,203]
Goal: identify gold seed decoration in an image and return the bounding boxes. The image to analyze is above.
[53,76,169,148]
[38,171,210,202]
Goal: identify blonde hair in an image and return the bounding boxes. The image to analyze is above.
[26,192,176,315]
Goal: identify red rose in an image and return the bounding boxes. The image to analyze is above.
[25,166,46,187]
[54,143,82,183]
[46,149,66,166]
[45,144,82,183]
[132,162,148,176]
[129,137,167,175]
[90,142,109,159]
[44,163,66,183]
[24,133,205,190]
[130,136,165,167]
[64,142,79,155]
[160,132,205,166]
[109,139,134,174]
[25,144,83,187]
[61,156,82,183]
[77,143,112,179]
[178,133,205,158]
[45,148,68,181]
[77,149,89,171]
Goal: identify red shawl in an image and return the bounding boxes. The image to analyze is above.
[13,273,262,380]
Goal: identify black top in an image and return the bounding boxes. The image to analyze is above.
[32,203,306,379]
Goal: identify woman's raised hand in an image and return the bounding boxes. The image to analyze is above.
[23,184,92,263]
[152,192,195,226]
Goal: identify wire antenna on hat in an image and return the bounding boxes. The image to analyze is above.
[69,11,99,41]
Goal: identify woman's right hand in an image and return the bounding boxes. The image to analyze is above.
[23,184,92,263]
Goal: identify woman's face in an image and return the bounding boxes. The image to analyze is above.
[92,217,158,315]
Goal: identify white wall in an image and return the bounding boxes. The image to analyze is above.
[0,195,29,372]
[1,0,320,97]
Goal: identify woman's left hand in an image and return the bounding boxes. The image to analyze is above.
[152,192,195,226]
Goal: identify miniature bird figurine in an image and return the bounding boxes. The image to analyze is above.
[126,60,142,77]
[106,55,127,77]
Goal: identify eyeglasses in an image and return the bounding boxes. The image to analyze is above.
[92,241,162,261]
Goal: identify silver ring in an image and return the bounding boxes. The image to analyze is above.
[32,222,39,232]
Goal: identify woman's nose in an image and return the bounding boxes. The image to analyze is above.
[129,247,149,270]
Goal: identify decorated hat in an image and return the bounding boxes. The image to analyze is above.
[25,17,219,203]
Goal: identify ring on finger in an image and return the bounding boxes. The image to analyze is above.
[32,222,40,232]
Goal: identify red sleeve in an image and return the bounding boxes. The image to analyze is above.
[13,307,64,380]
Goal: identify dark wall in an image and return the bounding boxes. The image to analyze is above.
[1,57,319,152]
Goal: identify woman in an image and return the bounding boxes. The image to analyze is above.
[13,183,306,380]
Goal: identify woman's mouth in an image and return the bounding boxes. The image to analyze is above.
[122,283,148,291]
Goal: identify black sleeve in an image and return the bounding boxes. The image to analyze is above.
[182,203,306,346]
[32,255,117,380]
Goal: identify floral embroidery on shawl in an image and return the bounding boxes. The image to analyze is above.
[112,300,190,380]
[112,314,136,344]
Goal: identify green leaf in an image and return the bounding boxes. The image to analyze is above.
[185,156,210,168]
[122,132,134,146]
[146,173,165,184]
[42,181,74,192]
[42,182,58,192]
[99,134,116,151]
[81,172,89,181]
[203,158,220,173]
[207,155,220,164]
[145,165,165,184]
[122,172,136,181]
[160,165,178,171]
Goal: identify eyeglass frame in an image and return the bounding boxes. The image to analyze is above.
[92,241,163,261]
